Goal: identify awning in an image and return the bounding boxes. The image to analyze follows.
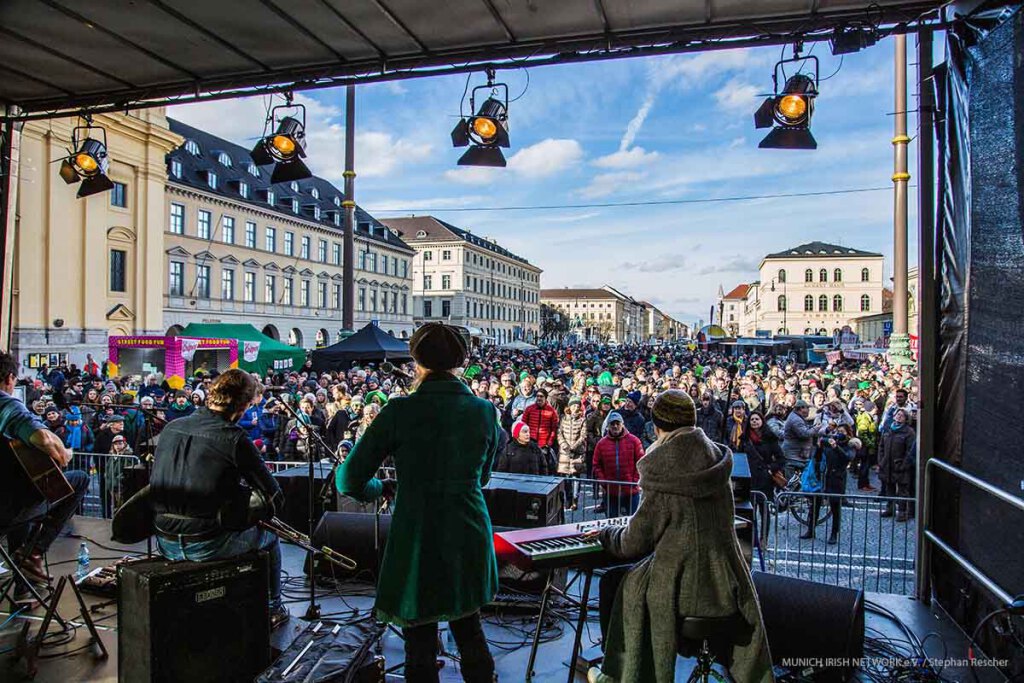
[0,0,942,118]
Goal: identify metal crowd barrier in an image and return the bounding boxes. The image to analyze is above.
[757,490,918,595]
[70,452,144,519]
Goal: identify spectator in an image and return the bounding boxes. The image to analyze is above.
[592,412,644,518]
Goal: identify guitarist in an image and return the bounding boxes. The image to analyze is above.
[0,351,89,589]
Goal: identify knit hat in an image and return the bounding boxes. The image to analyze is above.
[568,395,581,406]
[794,399,810,409]
[338,440,354,452]
[652,390,696,431]
[600,395,612,405]
[512,421,528,440]
[626,391,642,406]
[409,322,467,372]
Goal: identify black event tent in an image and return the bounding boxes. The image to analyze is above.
[310,323,411,372]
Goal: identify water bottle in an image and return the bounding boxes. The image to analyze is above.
[444,625,458,655]
[76,541,90,580]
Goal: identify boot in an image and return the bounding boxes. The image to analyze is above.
[799,528,815,540]
[827,531,839,545]
[895,512,909,523]
[588,667,616,683]
[879,503,894,518]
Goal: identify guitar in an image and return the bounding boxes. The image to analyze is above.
[1,437,74,506]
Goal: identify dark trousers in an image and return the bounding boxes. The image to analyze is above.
[598,565,631,643]
[402,611,494,683]
[1,470,90,555]
[607,492,639,519]
[857,447,877,488]
[806,494,842,538]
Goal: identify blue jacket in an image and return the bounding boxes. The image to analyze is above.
[241,404,263,441]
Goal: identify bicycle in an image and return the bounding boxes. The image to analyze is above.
[773,469,832,528]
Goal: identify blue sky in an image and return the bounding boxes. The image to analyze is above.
[171,37,924,327]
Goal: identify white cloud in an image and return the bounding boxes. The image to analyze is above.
[651,49,760,90]
[621,92,656,149]
[593,146,660,169]
[507,138,583,177]
[443,166,501,186]
[714,78,761,112]
[577,171,646,199]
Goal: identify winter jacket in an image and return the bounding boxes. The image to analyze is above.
[618,407,646,440]
[724,416,746,453]
[812,438,853,494]
[165,402,195,422]
[586,409,611,456]
[556,411,587,475]
[878,424,916,486]
[496,440,549,475]
[782,411,822,462]
[522,402,559,449]
[766,415,786,442]
[592,431,645,497]
[597,429,772,683]
[854,411,879,451]
[696,405,724,442]
[641,421,658,450]
[241,404,263,442]
[739,430,785,498]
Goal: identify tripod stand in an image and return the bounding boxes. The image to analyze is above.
[274,398,343,620]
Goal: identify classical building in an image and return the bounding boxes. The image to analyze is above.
[7,110,182,369]
[642,302,689,341]
[164,119,415,347]
[540,286,647,344]
[721,241,885,337]
[718,284,751,337]
[379,216,541,345]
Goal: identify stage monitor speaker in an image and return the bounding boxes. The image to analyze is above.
[118,553,270,683]
[274,463,337,531]
[751,571,864,682]
[484,472,564,528]
[310,512,391,579]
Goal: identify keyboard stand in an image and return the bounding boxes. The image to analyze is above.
[525,567,595,683]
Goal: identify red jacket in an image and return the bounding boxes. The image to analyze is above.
[592,432,644,496]
[522,402,559,448]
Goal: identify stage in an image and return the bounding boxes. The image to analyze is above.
[0,516,1010,682]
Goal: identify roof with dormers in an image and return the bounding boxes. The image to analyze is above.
[765,241,882,259]
[378,216,539,269]
[166,117,413,253]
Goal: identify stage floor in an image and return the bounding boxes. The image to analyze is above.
[0,517,1010,682]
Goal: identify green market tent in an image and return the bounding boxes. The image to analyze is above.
[179,323,306,377]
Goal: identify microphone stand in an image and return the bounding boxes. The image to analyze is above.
[274,398,342,621]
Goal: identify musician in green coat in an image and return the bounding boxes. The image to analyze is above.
[337,323,501,683]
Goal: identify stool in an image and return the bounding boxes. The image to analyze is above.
[0,523,54,612]
[677,614,751,683]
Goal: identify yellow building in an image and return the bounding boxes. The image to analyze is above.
[5,110,181,369]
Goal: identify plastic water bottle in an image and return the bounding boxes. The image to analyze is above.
[444,626,458,655]
[76,541,90,580]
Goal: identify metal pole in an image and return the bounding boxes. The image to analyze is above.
[342,85,356,332]
[914,27,936,604]
[889,33,914,366]
[0,117,15,349]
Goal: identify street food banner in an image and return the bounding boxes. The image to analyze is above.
[243,341,261,363]
[179,338,201,361]
[107,335,239,388]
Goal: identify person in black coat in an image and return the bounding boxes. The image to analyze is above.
[495,422,549,475]
[878,407,916,521]
[696,392,724,442]
[800,426,853,544]
[738,411,785,500]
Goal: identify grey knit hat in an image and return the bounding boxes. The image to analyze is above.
[652,390,696,430]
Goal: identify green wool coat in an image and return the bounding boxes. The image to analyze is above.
[336,375,502,626]
[599,427,774,683]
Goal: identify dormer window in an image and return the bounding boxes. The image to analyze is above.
[239,181,249,199]
[290,181,299,192]
[266,190,275,205]
[333,196,341,207]
[248,163,259,177]
[311,188,319,199]
[416,230,427,238]
[292,198,299,214]
[185,139,200,155]
[313,206,321,220]
[218,152,232,167]
[207,171,218,189]
[333,213,340,226]
[170,159,182,178]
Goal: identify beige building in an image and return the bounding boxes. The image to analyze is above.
[164,119,415,347]
[718,284,751,337]
[723,242,885,337]
[6,110,181,368]
[642,302,689,341]
[540,286,647,344]
[380,216,541,345]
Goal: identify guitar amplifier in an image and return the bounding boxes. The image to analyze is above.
[273,463,338,531]
[118,553,270,682]
[484,472,565,529]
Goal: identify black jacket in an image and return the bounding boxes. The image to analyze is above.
[878,425,916,486]
[739,430,785,496]
[697,405,724,442]
[150,407,282,536]
[495,440,549,475]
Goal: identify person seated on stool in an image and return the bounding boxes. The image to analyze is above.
[149,369,289,630]
[336,323,502,683]
[585,390,773,683]
[0,350,89,597]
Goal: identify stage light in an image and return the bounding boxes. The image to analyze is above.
[251,98,311,183]
[755,56,819,150]
[58,121,115,198]
[830,26,878,55]
[451,70,510,167]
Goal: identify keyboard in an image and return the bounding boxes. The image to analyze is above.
[494,517,630,570]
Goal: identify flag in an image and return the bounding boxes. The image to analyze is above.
[179,338,200,361]
[243,341,261,362]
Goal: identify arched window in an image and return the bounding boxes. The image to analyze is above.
[777,269,787,283]
[218,152,232,167]
[860,294,871,311]
[184,139,200,155]
[288,328,303,347]
[804,269,813,282]
[861,267,870,282]
[833,268,843,282]
[833,295,843,311]
[262,324,280,340]
[819,268,828,282]
[818,328,829,335]
[818,295,828,311]
[804,327,814,334]
[777,295,787,312]
[804,295,814,311]
[777,328,788,335]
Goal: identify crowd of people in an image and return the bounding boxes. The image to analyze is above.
[20,342,919,532]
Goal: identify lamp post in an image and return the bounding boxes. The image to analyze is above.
[770,277,788,335]
[889,33,914,366]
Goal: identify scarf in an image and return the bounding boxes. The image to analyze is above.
[748,427,762,446]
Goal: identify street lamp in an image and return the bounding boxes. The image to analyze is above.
[770,277,788,335]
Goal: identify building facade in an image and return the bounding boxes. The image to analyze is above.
[7,110,181,369]
[379,216,541,345]
[164,119,415,347]
[540,286,647,344]
[642,302,689,341]
[718,284,751,337]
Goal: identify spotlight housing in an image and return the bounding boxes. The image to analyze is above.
[59,121,115,198]
[830,26,878,55]
[250,98,311,183]
[451,71,510,167]
[754,54,819,150]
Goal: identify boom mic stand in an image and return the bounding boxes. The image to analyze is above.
[273,398,342,620]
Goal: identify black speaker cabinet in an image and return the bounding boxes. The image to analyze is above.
[310,512,391,579]
[118,553,270,683]
[751,571,864,682]
[274,463,338,531]
[483,472,564,528]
